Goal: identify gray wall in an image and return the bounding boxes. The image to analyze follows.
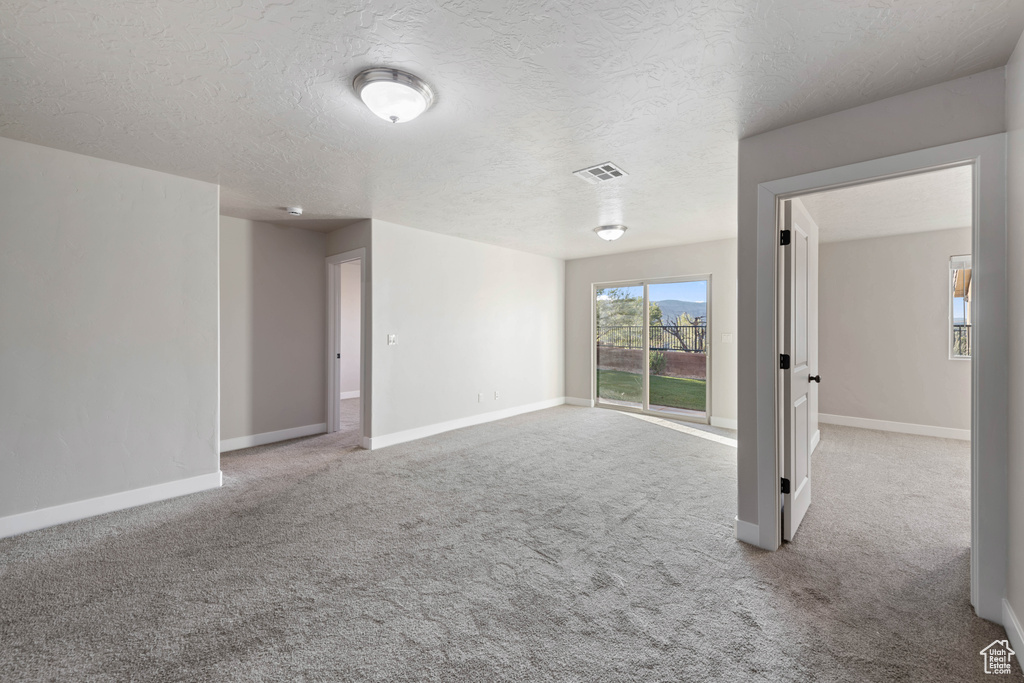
[736,68,1006,527]
[818,228,972,430]
[564,238,737,425]
[219,216,327,441]
[0,137,220,517]
[369,220,565,438]
[1006,29,1024,645]
[327,219,564,442]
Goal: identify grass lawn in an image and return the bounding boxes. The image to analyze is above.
[597,369,706,412]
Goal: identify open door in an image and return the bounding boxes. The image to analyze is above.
[781,199,819,541]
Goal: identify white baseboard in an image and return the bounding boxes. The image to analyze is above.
[0,471,222,539]
[565,397,594,407]
[735,516,759,545]
[1004,599,1024,656]
[818,413,970,441]
[220,423,327,452]
[366,397,566,450]
[711,416,738,430]
[811,429,821,454]
[339,391,360,400]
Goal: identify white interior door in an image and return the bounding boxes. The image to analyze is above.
[781,199,818,541]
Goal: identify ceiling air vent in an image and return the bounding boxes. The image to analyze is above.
[573,162,628,184]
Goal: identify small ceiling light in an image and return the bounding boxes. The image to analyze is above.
[594,224,627,241]
[353,67,434,123]
[285,206,303,216]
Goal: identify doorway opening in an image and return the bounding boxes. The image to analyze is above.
[327,249,365,446]
[594,276,711,423]
[745,134,1007,622]
[776,163,974,541]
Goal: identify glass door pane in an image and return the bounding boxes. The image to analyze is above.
[647,280,708,417]
[595,285,645,409]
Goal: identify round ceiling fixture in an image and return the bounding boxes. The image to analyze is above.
[594,224,627,241]
[285,206,303,216]
[353,68,434,123]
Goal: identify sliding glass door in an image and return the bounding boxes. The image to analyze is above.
[595,277,709,421]
[647,280,708,416]
[595,285,645,408]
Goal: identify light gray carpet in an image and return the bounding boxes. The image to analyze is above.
[334,397,361,447]
[0,407,1014,681]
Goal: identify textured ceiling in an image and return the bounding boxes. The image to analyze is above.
[799,165,972,243]
[1,1,1022,259]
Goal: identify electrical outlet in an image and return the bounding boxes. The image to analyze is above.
[721,333,733,343]
[477,393,483,403]
[387,334,397,346]
[494,391,499,400]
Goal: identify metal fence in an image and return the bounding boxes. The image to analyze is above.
[953,324,971,357]
[598,325,707,352]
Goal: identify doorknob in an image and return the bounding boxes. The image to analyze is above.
[809,375,821,383]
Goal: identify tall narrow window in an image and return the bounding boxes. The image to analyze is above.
[950,255,971,358]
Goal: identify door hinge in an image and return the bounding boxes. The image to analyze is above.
[780,229,791,246]
[781,478,791,494]
[780,354,790,370]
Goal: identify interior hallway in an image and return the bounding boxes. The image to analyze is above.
[0,409,1007,681]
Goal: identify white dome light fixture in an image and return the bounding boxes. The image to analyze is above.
[594,224,628,241]
[353,67,434,124]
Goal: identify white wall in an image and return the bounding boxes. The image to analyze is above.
[736,67,1006,527]
[0,137,220,525]
[369,220,565,440]
[339,260,361,395]
[1005,29,1024,649]
[219,216,327,442]
[818,228,972,430]
[564,238,737,426]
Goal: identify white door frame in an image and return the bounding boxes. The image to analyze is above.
[326,248,366,444]
[591,274,713,424]
[749,134,1007,623]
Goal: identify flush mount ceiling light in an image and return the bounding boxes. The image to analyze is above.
[594,225,627,241]
[353,68,434,123]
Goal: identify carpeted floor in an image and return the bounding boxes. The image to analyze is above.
[0,406,1014,681]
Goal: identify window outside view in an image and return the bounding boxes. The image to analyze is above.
[951,255,971,358]
[595,280,708,416]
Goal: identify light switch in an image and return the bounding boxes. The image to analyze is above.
[387,334,397,346]
[722,333,733,343]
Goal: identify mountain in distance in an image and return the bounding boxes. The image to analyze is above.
[653,300,706,324]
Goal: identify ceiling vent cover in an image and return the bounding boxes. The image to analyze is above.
[573,162,628,184]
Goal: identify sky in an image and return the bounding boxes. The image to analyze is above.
[648,281,707,303]
[595,280,707,302]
